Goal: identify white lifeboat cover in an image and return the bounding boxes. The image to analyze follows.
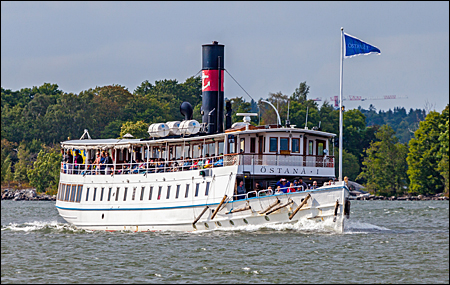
[148,123,170,137]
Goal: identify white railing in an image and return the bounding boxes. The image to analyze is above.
[60,154,237,176]
[60,153,333,176]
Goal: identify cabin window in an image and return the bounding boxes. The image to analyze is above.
[205,181,210,196]
[175,145,182,159]
[86,188,90,201]
[57,183,61,200]
[132,187,136,200]
[140,186,145,201]
[149,186,153,200]
[93,187,97,201]
[308,141,314,155]
[193,144,201,158]
[70,185,77,202]
[115,187,120,201]
[317,140,325,156]
[175,185,180,199]
[123,187,128,201]
[57,184,61,201]
[240,138,245,153]
[161,146,167,160]
[185,184,190,198]
[269,137,278,152]
[250,138,256,153]
[280,138,289,151]
[292,138,300,153]
[183,145,190,158]
[218,141,224,155]
[64,185,70,201]
[108,188,112,201]
[204,143,215,157]
[100,188,104,201]
[157,186,162,200]
[76,185,83,203]
[195,183,200,197]
[166,185,171,199]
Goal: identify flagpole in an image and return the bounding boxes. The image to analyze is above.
[338,27,344,182]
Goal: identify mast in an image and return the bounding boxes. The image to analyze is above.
[339,27,344,182]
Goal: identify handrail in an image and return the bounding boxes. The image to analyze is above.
[60,153,334,176]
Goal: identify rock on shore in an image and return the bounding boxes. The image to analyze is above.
[1,188,56,201]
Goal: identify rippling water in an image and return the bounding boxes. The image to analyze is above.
[1,200,448,284]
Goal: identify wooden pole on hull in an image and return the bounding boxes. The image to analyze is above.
[193,206,209,225]
[288,193,311,220]
[210,195,227,220]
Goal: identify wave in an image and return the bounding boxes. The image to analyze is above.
[1,221,84,233]
[344,220,391,234]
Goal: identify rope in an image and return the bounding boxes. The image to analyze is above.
[224,69,256,102]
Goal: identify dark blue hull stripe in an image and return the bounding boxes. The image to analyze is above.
[56,187,348,212]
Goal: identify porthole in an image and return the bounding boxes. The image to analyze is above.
[204,223,209,229]
[216,221,222,227]
[265,216,270,221]
[243,218,248,224]
[230,220,234,226]
[193,224,197,230]
[102,213,104,219]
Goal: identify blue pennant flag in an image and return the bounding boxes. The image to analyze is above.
[344,33,380,58]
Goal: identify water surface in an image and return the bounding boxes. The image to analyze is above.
[1,200,448,283]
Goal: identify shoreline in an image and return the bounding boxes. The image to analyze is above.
[1,188,55,201]
[1,188,447,202]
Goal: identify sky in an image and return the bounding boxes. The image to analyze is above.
[1,1,449,113]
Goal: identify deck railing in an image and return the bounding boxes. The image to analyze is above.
[60,153,334,176]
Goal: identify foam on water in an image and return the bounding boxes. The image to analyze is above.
[1,221,82,233]
[344,219,391,234]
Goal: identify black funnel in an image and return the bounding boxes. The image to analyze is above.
[180,102,193,120]
[202,41,224,134]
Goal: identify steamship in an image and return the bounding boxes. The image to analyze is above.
[55,42,350,233]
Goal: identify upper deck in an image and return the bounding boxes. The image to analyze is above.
[60,125,336,179]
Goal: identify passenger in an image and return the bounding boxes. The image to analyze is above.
[254,182,264,196]
[267,186,273,195]
[275,186,284,195]
[66,150,74,174]
[213,157,223,167]
[276,178,290,193]
[311,181,318,189]
[99,151,106,174]
[287,183,296,193]
[93,151,101,175]
[298,178,308,191]
[190,159,199,170]
[235,181,246,200]
[74,150,83,174]
[104,151,113,175]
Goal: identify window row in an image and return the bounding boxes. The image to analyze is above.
[57,183,84,203]
[57,182,211,202]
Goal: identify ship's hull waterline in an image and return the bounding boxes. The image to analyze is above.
[56,174,349,233]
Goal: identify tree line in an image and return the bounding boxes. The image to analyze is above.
[1,79,448,197]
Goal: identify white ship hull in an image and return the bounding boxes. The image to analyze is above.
[56,165,349,233]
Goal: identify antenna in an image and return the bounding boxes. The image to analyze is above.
[286,100,290,127]
[304,106,309,129]
[261,100,281,126]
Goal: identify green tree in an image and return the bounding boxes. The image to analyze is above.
[357,125,409,196]
[1,155,13,185]
[13,142,33,185]
[290,81,310,103]
[27,146,62,194]
[120,121,149,139]
[437,118,449,195]
[334,148,360,181]
[407,106,448,195]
